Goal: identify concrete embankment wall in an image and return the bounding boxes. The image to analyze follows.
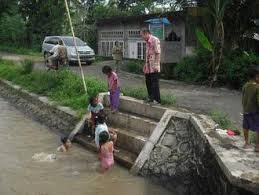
[132,110,259,195]
[0,79,79,135]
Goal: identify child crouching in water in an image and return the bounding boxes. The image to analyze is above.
[102,65,120,113]
[99,131,114,172]
[242,65,259,152]
[57,136,72,152]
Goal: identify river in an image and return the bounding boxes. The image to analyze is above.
[0,97,171,195]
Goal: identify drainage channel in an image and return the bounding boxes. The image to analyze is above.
[0,97,172,195]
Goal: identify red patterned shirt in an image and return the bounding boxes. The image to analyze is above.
[143,35,161,74]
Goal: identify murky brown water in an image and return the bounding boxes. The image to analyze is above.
[0,97,171,195]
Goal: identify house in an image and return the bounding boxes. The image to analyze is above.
[96,9,198,64]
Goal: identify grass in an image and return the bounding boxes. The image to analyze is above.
[209,110,235,130]
[0,59,105,115]
[0,59,176,116]
[209,110,257,144]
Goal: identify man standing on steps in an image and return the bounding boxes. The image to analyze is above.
[140,29,161,105]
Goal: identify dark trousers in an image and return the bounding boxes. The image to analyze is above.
[145,72,161,103]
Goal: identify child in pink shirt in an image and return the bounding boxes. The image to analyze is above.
[102,65,120,113]
[99,131,114,172]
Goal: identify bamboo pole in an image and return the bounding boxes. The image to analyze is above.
[64,0,87,93]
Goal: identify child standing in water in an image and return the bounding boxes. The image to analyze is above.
[57,136,72,152]
[242,66,259,152]
[99,131,114,172]
[102,66,120,113]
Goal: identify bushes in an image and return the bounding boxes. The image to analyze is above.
[174,49,259,89]
[123,60,143,74]
[21,60,34,74]
[218,51,259,89]
[0,12,26,46]
[209,110,234,129]
[174,48,211,84]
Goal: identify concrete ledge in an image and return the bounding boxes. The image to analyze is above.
[103,94,166,121]
[191,115,259,194]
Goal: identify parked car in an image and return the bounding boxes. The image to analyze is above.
[42,36,95,65]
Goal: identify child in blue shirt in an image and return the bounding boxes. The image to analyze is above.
[87,96,104,136]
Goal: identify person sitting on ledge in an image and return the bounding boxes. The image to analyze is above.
[87,96,104,137]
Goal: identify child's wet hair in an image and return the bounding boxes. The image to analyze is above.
[89,96,97,105]
[61,136,69,144]
[102,66,112,74]
[96,113,106,124]
[247,65,259,80]
[99,131,110,146]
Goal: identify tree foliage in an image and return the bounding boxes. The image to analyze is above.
[224,0,259,49]
[0,5,25,46]
[18,0,66,47]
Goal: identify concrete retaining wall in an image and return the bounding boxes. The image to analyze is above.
[132,110,259,195]
[0,79,80,135]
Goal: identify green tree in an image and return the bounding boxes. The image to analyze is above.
[224,0,259,50]
[19,0,66,47]
[0,0,17,16]
[0,10,26,46]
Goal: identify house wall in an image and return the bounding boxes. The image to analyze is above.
[97,18,187,63]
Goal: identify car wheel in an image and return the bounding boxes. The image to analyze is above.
[68,61,75,66]
[86,61,93,65]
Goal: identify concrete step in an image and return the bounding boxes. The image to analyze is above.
[74,135,137,169]
[105,108,157,137]
[114,127,147,155]
[103,95,166,121]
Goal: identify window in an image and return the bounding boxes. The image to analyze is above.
[100,41,124,57]
[137,42,146,60]
[62,37,86,46]
[129,30,141,38]
[101,31,124,39]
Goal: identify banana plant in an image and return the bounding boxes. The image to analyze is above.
[195,28,214,52]
[196,0,231,87]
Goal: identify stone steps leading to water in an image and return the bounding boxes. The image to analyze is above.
[105,108,157,137]
[114,127,147,155]
[74,134,137,169]
[103,95,166,121]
